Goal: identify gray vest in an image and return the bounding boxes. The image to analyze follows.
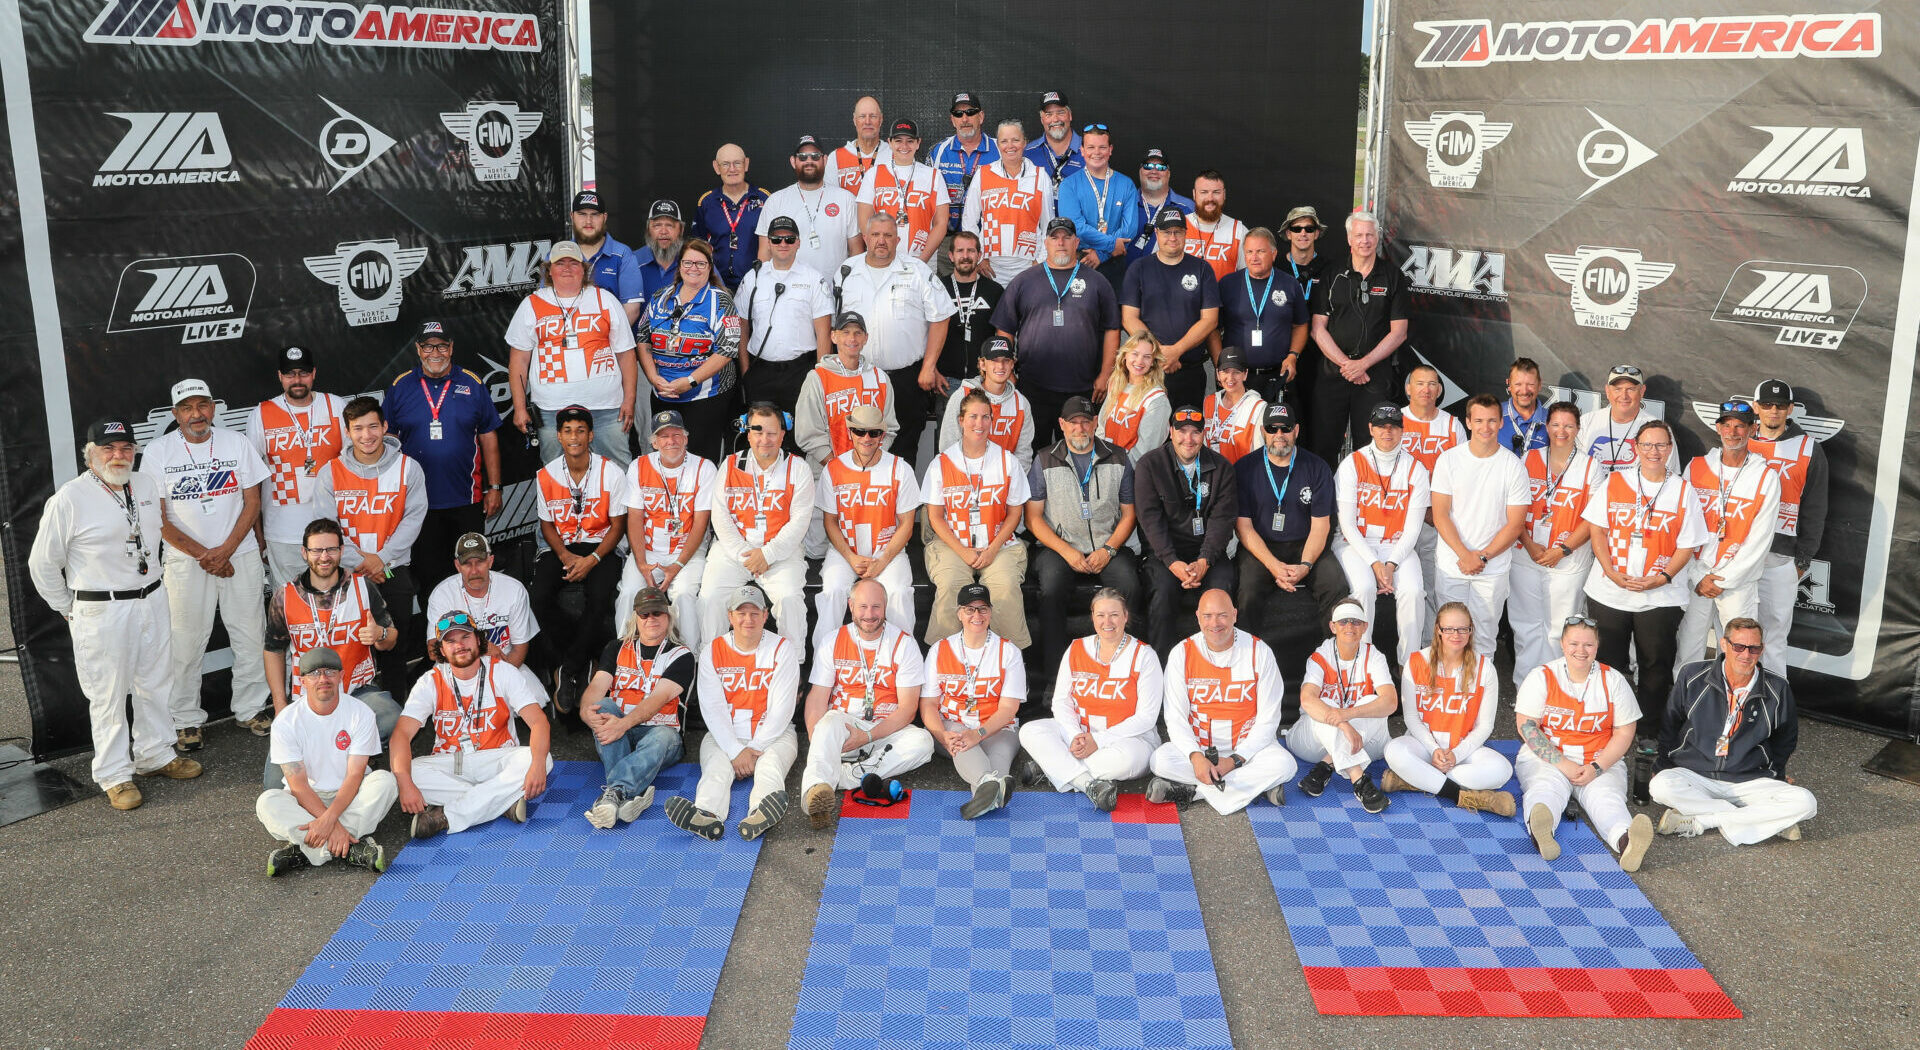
[1037,440,1128,553]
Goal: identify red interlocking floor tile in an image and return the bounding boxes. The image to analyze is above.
[1300,967,1742,1019]
[245,1010,706,1050]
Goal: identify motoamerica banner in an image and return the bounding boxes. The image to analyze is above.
[1381,1,1919,737]
[0,0,565,759]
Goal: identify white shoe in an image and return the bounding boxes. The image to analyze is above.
[585,785,621,829]
[616,785,655,824]
[1656,809,1703,838]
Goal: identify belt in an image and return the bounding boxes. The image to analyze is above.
[73,579,163,602]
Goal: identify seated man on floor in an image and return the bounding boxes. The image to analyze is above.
[1287,598,1398,814]
[801,579,937,829]
[580,588,697,829]
[1016,587,1162,812]
[1149,588,1293,813]
[256,646,397,876]
[1652,617,1816,845]
[921,583,1028,820]
[392,611,554,840]
[669,583,800,842]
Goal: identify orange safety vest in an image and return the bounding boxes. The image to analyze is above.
[1349,448,1418,545]
[707,634,785,738]
[823,453,905,556]
[1749,432,1815,536]
[863,163,943,255]
[1182,637,1261,749]
[528,288,621,387]
[816,364,890,457]
[824,626,916,720]
[1064,637,1148,733]
[956,381,1029,457]
[1099,387,1165,452]
[1183,214,1245,280]
[1405,650,1490,746]
[1687,456,1772,570]
[930,447,1016,543]
[930,633,1016,726]
[975,162,1046,261]
[612,638,690,727]
[1307,642,1384,709]
[256,397,343,510]
[424,656,522,753]
[327,456,409,555]
[829,142,878,194]
[720,453,801,539]
[1538,662,1618,764]
[537,455,621,545]
[282,577,377,701]
[1597,471,1685,577]
[1523,449,1595,549]
[627,454,706,558]
[1203,391,1264,464]
[1399,410,1462,474]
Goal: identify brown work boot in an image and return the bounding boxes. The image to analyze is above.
[1379,770,1415,793]
[105,782,143,810]
[138,757,204,780]
[1456,789,1517,817]
[175,725,204,751]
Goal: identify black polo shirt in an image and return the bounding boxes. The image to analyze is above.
[1310,259,1409,362]
[1119,252,1220,367]
[1219,267,1309,370]
[989,263,1118,394]
[1235,446,1336,545]
[1283,252,1332,306]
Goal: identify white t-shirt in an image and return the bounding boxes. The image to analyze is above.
[269,694,382,793]
[1577,407,1680,477]
[832,253,958,372]
[807,624,929,692]
[756,183,862,276]
[734,261,832,363]
[400,657,547,747]
[140,426,270,553]
[424,572,539,659]
[1301,639,1395,710]
[1429,443,1531,576]
[503,285,638,412]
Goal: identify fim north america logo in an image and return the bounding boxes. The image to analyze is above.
[1710,261,1866,350]
[440,101,543,182]
[305,239,428,326]
[1403,111,1510,189]
[1544,246,1674,331]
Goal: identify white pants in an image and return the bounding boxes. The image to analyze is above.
[694,728,798,820]
[1149,742,1296,815]
[1333,537,1426,664]
[1018,719,1157,790]
[1383,736,1513,794]
[70,589,177,787]
[164,548,270,724]
[264,541,307,588]
[1287,714,1391,774]
[1677,565,1762,667]
[700,553,808,651]
[813,550,917,654]
[1508,555,1589,686]
[935,718,1021,786]
[1516,747,1631,848]
[614,549,708,651]
[1436,565,1512,659]
[1756,554,1798,676]
[256,769,398,866]
[408,747,554,833]
[1416,523,1439,628]
[1649,767,1816,846]
[801,711,935,793]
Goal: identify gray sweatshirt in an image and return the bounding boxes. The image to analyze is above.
[793,356,900,470]
[310,435,430,570]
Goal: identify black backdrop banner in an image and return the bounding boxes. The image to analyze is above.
[588,0,1366,266]
[1381,1,1919,738]
[0,0,566,761]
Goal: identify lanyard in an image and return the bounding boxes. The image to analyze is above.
[1044,261,1081,307]
[1334,643,1369,706]
[1629,472,1668,534]
[563,459,598,542]
[93,470,148,570]
[1246,271,1275,324]
[628,643,663,708]
[1714,455,1752,538]
[717,193,753,239]
[1085,170,1113,228]
[420,374,453,423]
[1074,449,1098,499]
[555,290,582,341]
[946,276,980,345]
[795,186,823,229]
[447,665,491,749]
[1721,671,1752,740]
[854,635,882,719]
[1263,452,1297,508]
[1181,461,1204,516]
[1289,255,1316,297]
[1506,401,1543,450]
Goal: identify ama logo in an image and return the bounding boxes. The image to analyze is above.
[1543,246,1675,331]
[443,239,552,298]
[1403,112,1511,189]
[304,239,429,326]
[440,101,542,182]
[1401,245,1505,301]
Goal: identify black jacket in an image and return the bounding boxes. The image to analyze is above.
[1133,443,1238,564]
[1656,658,1798,782]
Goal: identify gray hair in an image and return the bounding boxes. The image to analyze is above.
[1090,587,1130,613]
[995,117,1028,140]
[1244,226,1280,250]
[865,211,900,232]
[1346,210,1379,235]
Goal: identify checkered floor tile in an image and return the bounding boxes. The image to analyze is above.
[1249,742,1738,1018]
[789,788,1232,1050]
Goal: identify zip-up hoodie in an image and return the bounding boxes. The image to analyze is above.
[1655,657,1798,782]
[1763,418,1829,562]
[311,435,429,571]
[793,356,899,470]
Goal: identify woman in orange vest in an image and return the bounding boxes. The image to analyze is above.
[921,583,1027,820]
[1014,588,1162,811]
[1382,602,1516,815]
[1202,346,1266,464]
[1096,331,1170,463]
[668,583,799,841]
[1286,598,1398,813]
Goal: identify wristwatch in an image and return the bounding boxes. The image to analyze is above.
[1099,544,1118,556]
[1556,542,1573,556]
[487,484,502,491]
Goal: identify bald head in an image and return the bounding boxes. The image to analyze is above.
[852,96,883,145]
[848,578,889,635]
[1197,588,1237,648]
[713,142,748,187]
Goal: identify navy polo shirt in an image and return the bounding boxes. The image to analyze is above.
[988,263,1119,395]
[585,236,643,305]
[1120,253,1219,366]
[1219,267,1309,370]
[691,185,770,289]
[385,366,505,509]
[1234,446,1336,546]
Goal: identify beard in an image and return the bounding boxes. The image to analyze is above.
[1142,174,1167,193]
[855,614,886,635]
[95,460,132,485]
[447,645,480,668]
[1194,200,1222,222]
[953,257,978,277]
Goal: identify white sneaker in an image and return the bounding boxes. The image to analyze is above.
[616,785,655,824]
[585,785,621,829]
[1656,809,1704,838]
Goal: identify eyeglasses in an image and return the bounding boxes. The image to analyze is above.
[1332,618,1367,627]
[1635,440,1671,451]
[302,667,342,679]
[1725,640,1765,655]
[435,611,474,633]
[1287,225,1318,233]
[1436,625,1471,636]
[795,152,824,161]
[1081,123,1108,133]
[680,260,710,270]
[1141,162,1168,171]
[768,235,797,245]
[951,108,981,117]
[1563,615,1598,628]
[718,160,745,169]
[1263,423,1296,434]
[958,605,992,617]
[417,342,453,353]
[304,545,342,555]
[849,427,884,438]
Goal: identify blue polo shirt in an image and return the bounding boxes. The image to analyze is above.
[1219,267,1309,370]
[691,185,770,290]
[930,134,994,229]
[585,236,643,305]
[1125,191,1194,262]
[1119,253,1219,367]
[1025,134,1085,183]
[633,246,678,301]
[385,366,504,509]
[1054,169,1142,261]
[1499,399,1551,454]
[1234,446,1336,545]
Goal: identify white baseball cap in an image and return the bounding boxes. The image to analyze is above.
[170,378,213,406]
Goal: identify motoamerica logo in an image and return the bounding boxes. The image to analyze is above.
[1401,245,1506,301]
[1727,126,1872,198]
[84,0,542,51]
[443,239,552,298]
[1710,261,1866,349]
[95,112,240,186]
[1413,14,1880,67]
[107,253,255,344]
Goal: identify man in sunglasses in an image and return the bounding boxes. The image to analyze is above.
[815,404,920,653]
[1024,90,1084,183]
[929,92,993,277]
[1053,124,1139,289]
[1576,364,1678,477]
[1134,406,1240,655]
[530,407,630,713]
[1278,206,1330,422]
[1652,618,1816,845]
[1126,148,1193,265]
[391,611,553,840]
[1307,211,1408,462]
[755,135,863,277]
[1747,378,1830,676]
[1676,400,1781,665]
[736,215,834,417]
[1233,402,1343,703]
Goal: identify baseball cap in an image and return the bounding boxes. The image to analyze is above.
[454,532,492,561]
[433,610,478,638]
[978,336,1015,361]
[730,583,769,611]
[1263,402,1295,430]
[1607,364,1646,385]
[277,345,315,372]
[414,319,452,343]
[956,582,993,607]
[793,134,822,155]
[835,311,867,332]
[1060,396,1097,421]
[1039,91,1070,109]
[767,215,799,235]
[1141,147,1168,167]
[297,646,344,674]
[1753,378,1794,405]
[888,118,918,139]
[1283,206,1322,229]
[571,189,604,212]
[1153,208,1187,231]
[648,199,683,223]
[650,409,687,435]
[950,92,981,113]
[632,587,671,615]
[1368,402,1404,427]
[88,416,135,446]
[170,378,212,406]
[1217,347,1249,372]
[547,241,587,265]
[554,404,594,428]
[846,404,885,431]
[1170,406,1205,430]
[1331,598,1369,625]
[1716,399,1758,424]
[1046,216,1077,236]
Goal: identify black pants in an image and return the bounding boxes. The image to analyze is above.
[1033,544,1142,673]
[1247,366,1291,412]
[530,541,623,677]
[1307,361,1394,463]
[886,364,931,458]
[1235,543,1350,720]
[371,565,416,695]
[1163,358,1209,414]
[1096,253,1130,292]
[672,391,742,466]
[1590,600,1683,740]
[412,503,484,599]
[1023,385,1084,452]
[1147,553,1236,656]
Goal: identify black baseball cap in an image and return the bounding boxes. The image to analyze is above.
[1039,91,1070,110]
[1153,208,1187,231]
[1368,402,1404,427]
[1753,379,1794,405]
[1141,147,1169,167]
[555,404,594,428]
[1263,402,1296,429]
[767,215,799,235]
[979,336,1015,361]
[571,189,604,212]
[835,311,867,332]
[957,582,992,607]
[889,119,918,139]
[1045,216,1077,236]
[414,320,452,343]
[793,135,822,155]
[650,409,687,435]
[1217,347,1249,372]
[1170,405,1205,430]
[88,416,135,446]
[950,92,981,114]
[277,345,317,371]
[648,199,682,223]
[1061,396,1098,421]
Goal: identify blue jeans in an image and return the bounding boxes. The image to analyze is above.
[594,698,683,795]
[262,687,402,788]
[538,407,631,469]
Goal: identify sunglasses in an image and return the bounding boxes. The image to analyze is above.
[1287,225,1318,233]
[952,108,981,117]
[1564,615,1598,628]
[794,152,824,161]
[768,235,797,245]
[637,609,669,620]
[1725,640,1765,655]
[1720,400,1753,415]
[1263,423,1296,434]
[849,427,884,438]
[1081,123,1108,133]
[436,610,475,633]
[1609,365,1645,380]
[1141,162,1168,171]
[1171,411,1204,425]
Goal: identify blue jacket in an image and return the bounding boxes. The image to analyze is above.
[1054,169,1142,260]
[1124,191,1195,261]
[1657,659,1799,782]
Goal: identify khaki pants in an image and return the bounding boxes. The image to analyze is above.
[924,539,1030,646]
[256,770,398,866]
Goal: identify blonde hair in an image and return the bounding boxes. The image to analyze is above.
[1422,600,1480,695]
[1107,330,1167,402]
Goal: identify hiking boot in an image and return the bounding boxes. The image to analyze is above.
[1618,813,1654,873]
[1656,809,1703,838]
[1528,803,1561,861]
[738,790,789,841]
[804,783,836,829]
[410,805,449,840]
[507,798,528,824]
[175,726,204,752]
[1379,770,1415,793]
[664,796,723,841]
[1457,789,1516,817]
[240,712,276,736]
[1354,774,1390,814]
[960,776,1008,820]
[1261,782,1287,807]
[1146,776,1195,806]
[267,843,310,877]
[1011,752,1044,788]
[586,786,622,829]
[139,757,203,779]
[1084,778,1119,813]
[616,785,655,824]
[105,782,143,811]
[345,837,388,872]
[1300,760,1334,798]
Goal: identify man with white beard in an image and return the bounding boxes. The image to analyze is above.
[1124,148,1193,265]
